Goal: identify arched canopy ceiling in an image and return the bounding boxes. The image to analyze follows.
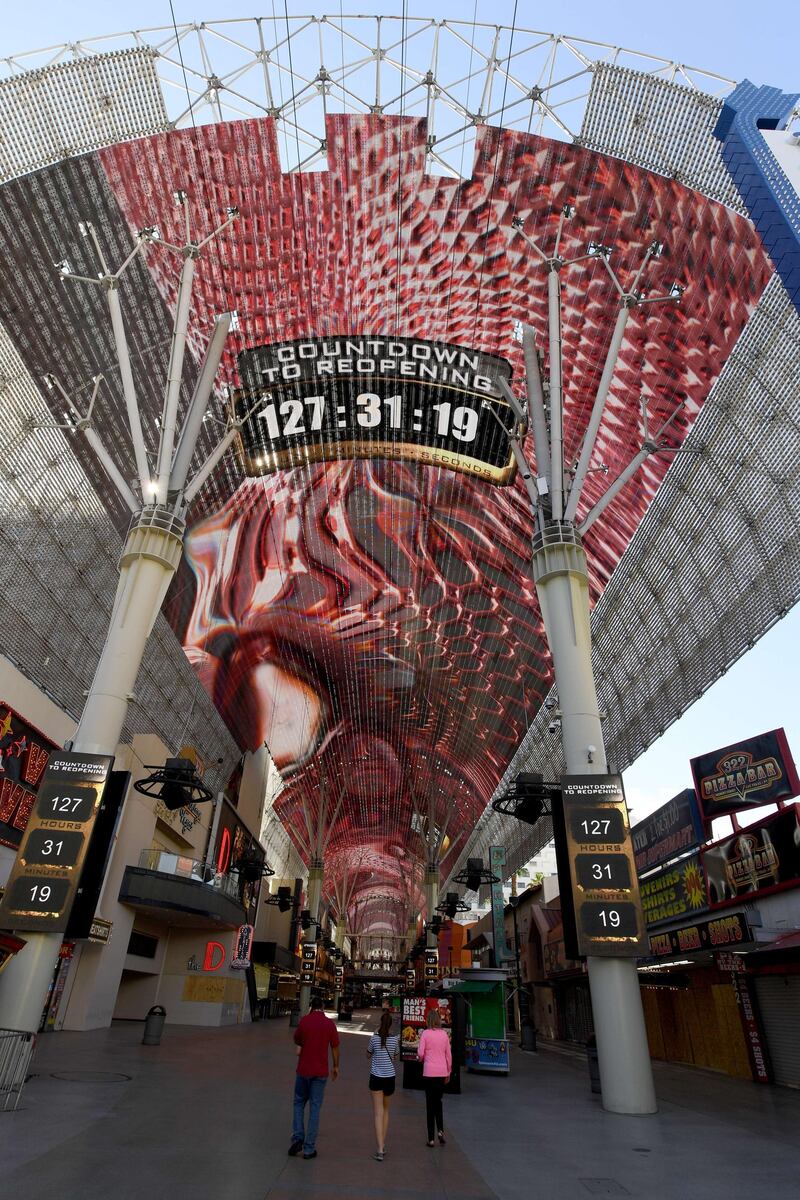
[0,47,773,936]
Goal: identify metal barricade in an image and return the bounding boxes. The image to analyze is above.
[0,1028,36,1112]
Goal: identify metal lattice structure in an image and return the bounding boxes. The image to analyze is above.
[0,18,734,178]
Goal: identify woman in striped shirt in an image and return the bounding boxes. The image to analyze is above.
[366,1010,400,1161]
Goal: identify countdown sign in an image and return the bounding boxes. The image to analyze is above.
[424,948,439,981]
[300,943,317,985]
[235,336,516,484]
[558,775,648,958]
[0,751,113,932]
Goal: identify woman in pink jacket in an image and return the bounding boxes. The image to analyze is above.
[417,1006,452,1147]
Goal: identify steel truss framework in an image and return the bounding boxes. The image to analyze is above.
[0,17,734,180]
[0,18,795,938]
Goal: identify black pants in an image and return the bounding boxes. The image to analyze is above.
[424,1077,445,1140]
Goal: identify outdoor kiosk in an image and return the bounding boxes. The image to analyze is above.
[445,968,510,1074]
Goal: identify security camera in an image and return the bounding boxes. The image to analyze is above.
[548,720,561,735]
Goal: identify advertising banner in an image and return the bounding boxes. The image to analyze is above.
[639,852,708,928]
[400,996,452,1062]
[631,789,704,873]
[691,728,800,821]
[236,336,515,485]
[647,911,751,957]
[465,1036,509,1072]
[0,703,57,849]
[703,804,800,907]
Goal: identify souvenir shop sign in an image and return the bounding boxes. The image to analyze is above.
[0,703,57,849]
[691,728,800,821]
[400,996,452,1061]
[639,852,708,928]
[631,789,704,873]
[0,751,113,932]
[648,911,751,957]
[703,804,800,907]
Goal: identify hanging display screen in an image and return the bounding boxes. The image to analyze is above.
[235,336,515,483]
[0,751,113,932]
[557,774,648,958]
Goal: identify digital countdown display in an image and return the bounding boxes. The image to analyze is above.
[558,775,648,958]
[300,943,317,985]
[235,336,516,484]
[0,751,113,932]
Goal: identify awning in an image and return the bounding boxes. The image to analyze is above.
[746,931,800,955]
[446,980,498,993]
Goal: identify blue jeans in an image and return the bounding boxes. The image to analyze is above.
[292,1075,327,1153]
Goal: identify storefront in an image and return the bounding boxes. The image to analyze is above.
[542,912,592,1044]
[639,911,756,1079]
[744,931,800,1087]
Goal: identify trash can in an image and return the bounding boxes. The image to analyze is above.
[586,1035,601,1094]
[521,1020,537,1052]
[142,1005,167,1046]
[289,1006,302,1028]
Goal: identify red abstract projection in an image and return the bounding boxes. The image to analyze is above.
[100,115,771,909]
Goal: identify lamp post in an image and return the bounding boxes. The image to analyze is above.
[479,211,687,1113]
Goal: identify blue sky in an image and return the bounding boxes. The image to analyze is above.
[3,1,798,822]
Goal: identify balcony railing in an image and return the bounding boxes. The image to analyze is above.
[136,849,241,903]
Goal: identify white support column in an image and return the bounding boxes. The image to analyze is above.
[105,286,151,495]
[155,253,197,503]
[564,304,631,523]
[547,267,564,520]
[424,866,439,949]
[0,506,185,1033]
[533,522,657,1116]
[299,862,323,1015]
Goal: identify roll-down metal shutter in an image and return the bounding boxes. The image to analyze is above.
[754,976,800,1088]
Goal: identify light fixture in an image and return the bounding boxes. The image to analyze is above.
[264,885,294,912]
[234,849,274,884]
[587,241,613,259]
[436,891,469,919]
[454,857,499,893]
[669,282,685,301]
[492,773,560,825]
[54,259,73,277]
[133,757,213,811]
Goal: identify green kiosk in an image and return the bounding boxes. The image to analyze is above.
[445,967,510,1074]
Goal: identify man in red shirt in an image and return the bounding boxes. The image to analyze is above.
[289,995,340,1159]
